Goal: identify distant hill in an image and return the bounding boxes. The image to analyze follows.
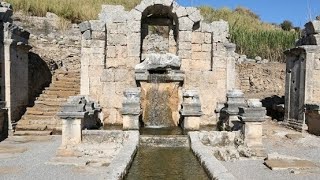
[7,0,298,62]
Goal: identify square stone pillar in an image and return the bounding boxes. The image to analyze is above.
[61,118,84,146]
[181,90,202,131]
[239,99,268,157]
[57,96,88,146]
[226,89,247,131]
[122,88,141,130]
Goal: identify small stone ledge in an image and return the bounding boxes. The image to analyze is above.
[103,131,139,180]
[189,132,237,180]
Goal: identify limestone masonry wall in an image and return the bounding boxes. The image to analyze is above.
[80,0,237,126]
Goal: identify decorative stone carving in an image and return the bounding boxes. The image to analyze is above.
[122,88,141,130]
[135,53,181,71]
[181,90,202,130]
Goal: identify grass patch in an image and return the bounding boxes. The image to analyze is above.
[7,0,141,23]
[200,6,299,62]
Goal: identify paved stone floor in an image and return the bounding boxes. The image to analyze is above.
[1,121,320,180]
[0,136,109,180]
[222,121,320,180]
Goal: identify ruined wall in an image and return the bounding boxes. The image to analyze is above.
[80,0,236,126]
[285,20,320,131]
[0,2,31,131]
[237,63,286,99]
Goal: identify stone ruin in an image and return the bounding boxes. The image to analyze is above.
[78,0,237,130]
[285,20,320,134]
[0,2,31,136]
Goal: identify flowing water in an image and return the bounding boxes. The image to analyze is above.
[144,74,176,127]
[125,146,209,180]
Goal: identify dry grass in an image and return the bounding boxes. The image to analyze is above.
[7,0,141,23]
[200,6,299,62]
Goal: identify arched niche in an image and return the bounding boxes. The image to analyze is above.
[140,4,179,58]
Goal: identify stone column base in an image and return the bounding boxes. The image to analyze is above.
[183,117,200,131]
[123,115,139,130]
[62,118,82,146]
[243,122,263,147]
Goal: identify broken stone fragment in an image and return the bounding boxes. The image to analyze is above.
[79,21,91,33]
[135,53,181,70]
[305,20,320,35]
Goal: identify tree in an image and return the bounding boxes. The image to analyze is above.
[280,20,293,31]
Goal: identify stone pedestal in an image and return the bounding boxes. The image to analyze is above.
[61,118,84,146]
[184,116,200,130]
[305,104,320,135]
[239,99,268,157]
[58,96,101,146]
[243,122,263,147]
[181,90,202,131]
[226,89,246,131]
[122,88,141,130]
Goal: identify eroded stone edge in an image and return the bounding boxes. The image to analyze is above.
[103,131,139,180]
[189,132,237,180]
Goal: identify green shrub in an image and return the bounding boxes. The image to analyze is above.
[200,6,298,62]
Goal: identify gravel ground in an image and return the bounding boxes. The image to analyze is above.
[0,136,109,180]
[222,121,320,180]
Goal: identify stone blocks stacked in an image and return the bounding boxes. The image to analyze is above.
[57,96,101,146]
[225,89,247,130]
[181,90,202,130]
[0,2,31,133]
[80,0,235,127]
[239,99,268,157]
[122,88,141,130]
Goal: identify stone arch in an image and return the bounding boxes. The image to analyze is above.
[140,4,179,56]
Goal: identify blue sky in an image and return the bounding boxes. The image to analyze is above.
[178,0,320,27]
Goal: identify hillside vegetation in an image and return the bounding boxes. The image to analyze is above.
[200,6,299,62]
[7,0,298,62]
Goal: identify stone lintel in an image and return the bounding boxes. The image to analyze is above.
[239,116,268,122]
[181,111,202,117]
[135,70,185,82]
[57,112,88,119]
[143,17,173,26]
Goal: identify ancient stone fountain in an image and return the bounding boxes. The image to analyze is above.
[77,0,237,131]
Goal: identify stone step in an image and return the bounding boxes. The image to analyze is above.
[15,124,48,131]
[39,94,58,99]
[35,100,64,106]
[54,71,80,76]
[22,114,55,120]
[51,81,80,86]
[18,119,61,126]
[53,77,80,82]
[28,105,61,111]
[14,130,52,136]
[41,90,78,97]
[26,110,57,116]
[49,84,80,89]
[46,87,79,92]
[36,97,67,102]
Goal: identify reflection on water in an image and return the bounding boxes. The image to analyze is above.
[125,146,209,180]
